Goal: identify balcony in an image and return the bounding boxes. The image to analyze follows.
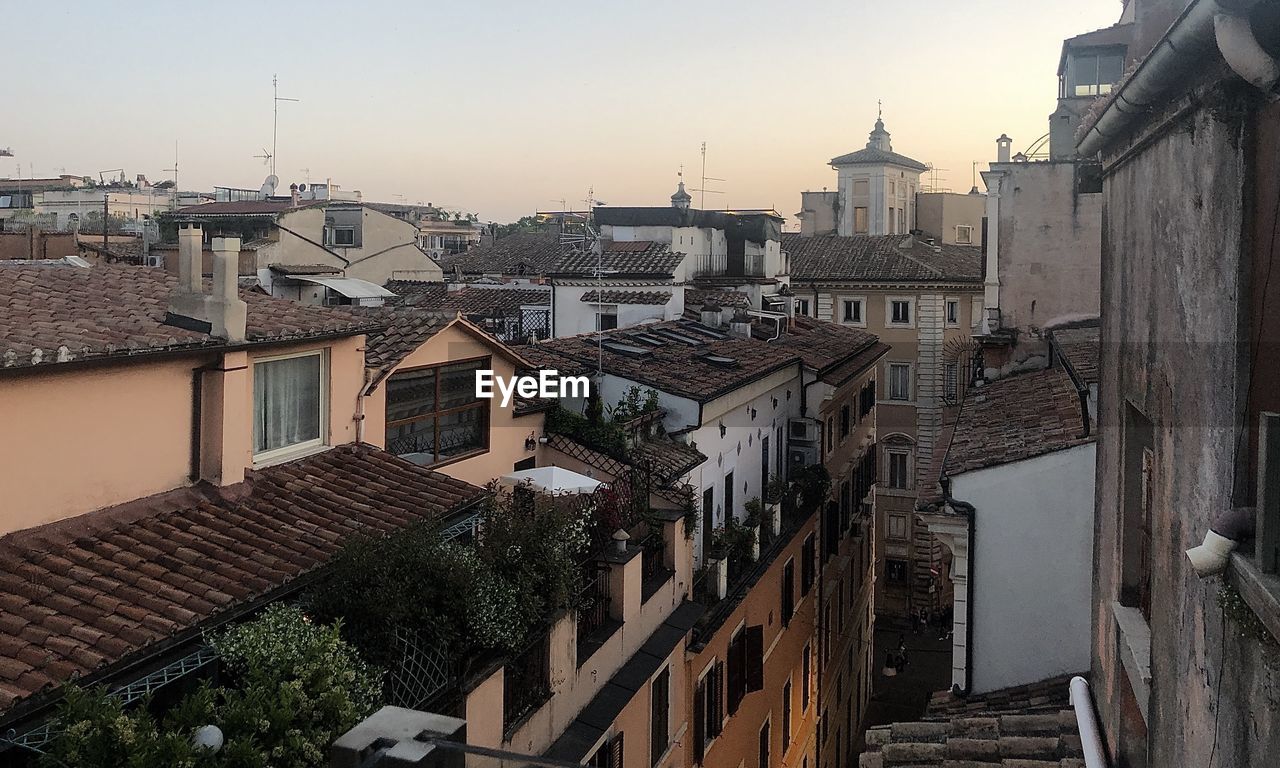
[690,252,766,280]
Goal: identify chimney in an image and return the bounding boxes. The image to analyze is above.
[290,183,300,207]
[729,309,752,339]
[166,229,247,342]
[996,134,1013,163]
[700,301,723,328]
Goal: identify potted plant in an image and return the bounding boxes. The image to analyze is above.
[743,498,764,560]
[764,477,787,534]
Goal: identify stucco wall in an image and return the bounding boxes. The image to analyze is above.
[953,443,1095,694]
[990,162,1101,332]
[916,192,986,246]
[0,357,204,534]
[339,208,442,284]
[1095,95,1280,766]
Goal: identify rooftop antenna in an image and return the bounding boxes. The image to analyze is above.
[164,140,179,206]
[692,141,725,209]
[970,161,981,194]
[301,167,312,185]
[271,74,299,179]
[253,148,273,166]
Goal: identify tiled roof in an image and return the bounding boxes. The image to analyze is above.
[686,289,752,309]
[860,708,1085,767]
[347,307,456,382]
[173,200,323,216]
[785,234,982,283]
[943,368,1092,476]
[543,434,703,506]
[594,208,784,245]
[386,281,551,312]
[0,263,378,372]
[554,241,685,277]
[755,315,886,383]
[580,289,673,305]
[1050,324,1100,386]
[269,263,342,275]
[829,146,929,172]
[437,232,565,276]
[0,444,485,714]
[531,320,800,403]
[927,673,1079,717]
[77,239,146,264]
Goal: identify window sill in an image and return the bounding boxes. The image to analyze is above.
[1228,553,1280,643]
[1110,601,1151,726]
[252,442,330,469]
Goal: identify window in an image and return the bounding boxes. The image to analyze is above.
[852,179,869,196]
[330,226,356,246]
[853,207,868,235]
[781,559,795,627]
[887,513,909,540]
[888,299,912,326]
[693,662,725,762]
[944,362,960,405]
[887,450,910,490]
[385,358,490,466]
[781,678,793,742]
[724,471,735,520]
[800,534,815,594]
[650,668,669,766]
[1121,404,1155,620]
[589,734,624,768]
[955,225,974,245]
[888,207,896,234]
[1065,50,1125,97]
[886,559,909,583]
[946,299,960,326]
[841,298,863,324]
[897,207,906,235]
[840,404,850,439]
[889,181,895,195]
[801,644,812,711]
[796,298,811,316]
[825,417,834,456]
[727,625,764,716]
[758,720,771,768]
[253,351,325,459]
[597,311,619,331]
[888,363,911,401]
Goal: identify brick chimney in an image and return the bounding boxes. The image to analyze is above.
[167,225,248,342]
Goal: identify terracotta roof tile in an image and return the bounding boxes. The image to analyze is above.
[438,233,686,278]
[387,281,551,312]
[0,444,485,715]
[686,289,752,309]
[943,368,1092,477]
[1050,325,1100,386]
[344,306,455,381]
[0,263,378,372]
[784,234,982,283]
[580,289,672,305]
[926,674,1079,717]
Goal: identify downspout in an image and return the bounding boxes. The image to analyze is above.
[1070,676,1110,768]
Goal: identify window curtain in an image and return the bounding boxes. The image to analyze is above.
[254,354,322,454]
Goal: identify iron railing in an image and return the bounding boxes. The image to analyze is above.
[577,561,612,650]
[503,630,551,732]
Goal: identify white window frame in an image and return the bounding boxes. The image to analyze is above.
[887,362,912,402]
[955,225,974,245]
[251,349,329,465]
[840,296,866,327]
[945,297,961,327]
[886,296,915,328]
[885,448,913,490]
[795,298,811,317]
[595,306,619,331]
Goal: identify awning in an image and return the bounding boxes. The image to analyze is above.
[499,466,603,495]
[290,276,395,299]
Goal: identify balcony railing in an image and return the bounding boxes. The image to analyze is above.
[503,630,551,733]
[690,252,766,279]
[576,561,612,660]
[640,527,670,602]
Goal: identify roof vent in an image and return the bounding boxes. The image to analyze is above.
[702,354,740,369]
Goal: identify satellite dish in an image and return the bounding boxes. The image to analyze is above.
[261,174,279,197]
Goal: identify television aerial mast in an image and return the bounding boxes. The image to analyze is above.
[691,141,725,209]
[270,74,299,179]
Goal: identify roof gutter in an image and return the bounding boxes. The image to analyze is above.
[1077,0,1276,158]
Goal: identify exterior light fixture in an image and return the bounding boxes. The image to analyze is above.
[192,725,224,753]
[524,432,537,451]
[719,422,727,437]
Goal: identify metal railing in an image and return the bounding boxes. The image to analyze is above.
[576,561,612,648]
[503,630,551,732]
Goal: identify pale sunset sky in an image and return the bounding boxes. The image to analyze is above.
[3,0,1123,224]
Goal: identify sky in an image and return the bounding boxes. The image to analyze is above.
[3,0,1123,225]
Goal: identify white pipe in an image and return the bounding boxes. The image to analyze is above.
[1070,676,1109,768]
[1214,9,1280,92]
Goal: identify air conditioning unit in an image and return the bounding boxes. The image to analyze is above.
[788,417,820,444]
[789,444,819,470]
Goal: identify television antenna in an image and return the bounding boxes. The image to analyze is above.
[0,148,12,158]
[924,162,950,193]
[270,74,299,179]
[253,148,273,166]
[691,141,725,209]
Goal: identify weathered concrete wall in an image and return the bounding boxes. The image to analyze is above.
[1095,95,1280,767]
[991,162,1101,332]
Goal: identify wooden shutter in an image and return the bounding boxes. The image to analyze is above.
[713,661,726,737]
[727,631,745,715]
[693,682,705,763]
[611,732,624,768]
[745,624,764,693]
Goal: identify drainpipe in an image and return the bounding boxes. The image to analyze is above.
[1070,676,1110,768]
[1077,0,1274,158]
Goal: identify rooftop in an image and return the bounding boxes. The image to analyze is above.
[0,444,485,716]
[172,199,325,217]
[926,673,1078,718]
[580,289,673,306]
[943,367,1092,477]
[784,234,982,283]
[0,263,378,372]
[526,320,800,403]
[385,281,551,312]
[860,707,1085,767]
[1050,323,1100,386]
[437,232,566,276]
[829,145,929,172]
[686,288,753,309]
[554,240,687,278]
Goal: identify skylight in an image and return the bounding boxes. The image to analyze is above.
[601,342,653,359]
[655,329,706,346]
